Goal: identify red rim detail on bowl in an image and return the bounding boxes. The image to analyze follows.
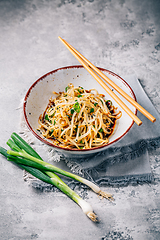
[23,65,137,152]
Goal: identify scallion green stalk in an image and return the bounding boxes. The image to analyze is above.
[1,136,99,221]
[0,147,97,221]
[7,147,113,200]
[7,133,113,200]
[11,132,42,159]
[1,132,114,221]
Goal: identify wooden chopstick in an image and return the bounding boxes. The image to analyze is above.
[58,37,143,126]
[59,37,156,124]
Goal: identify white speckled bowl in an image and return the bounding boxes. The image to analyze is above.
[23,65,136,158]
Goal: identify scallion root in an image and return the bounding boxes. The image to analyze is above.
[87,212,99,222]
[98,190,114,201]
[82,179,113,201]
[78,198,99,222]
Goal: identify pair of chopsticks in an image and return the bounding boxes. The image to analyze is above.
[58,36,156,126]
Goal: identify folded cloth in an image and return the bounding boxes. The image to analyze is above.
[20,75,160,187]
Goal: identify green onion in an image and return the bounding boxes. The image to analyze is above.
[70,109,75,115]
[45,114,49,121]
[65,86,70,92]
[3,133,102,221]
[5,154,96,221]
[9,133,113,200]
[73,102,80,113]
[90,108,94,113]
[51,112,55,117]
[9,150,107,199]
[94,103,98,107]
[7,144,113,200]
[1,133,114,221]
[11,132,42,159]
[99,128,103,133]
[0,146,8,158]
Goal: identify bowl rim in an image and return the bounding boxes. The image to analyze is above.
[23,65,137,152]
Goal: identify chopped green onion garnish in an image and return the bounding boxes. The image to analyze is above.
[51,112,55,117]
[99,128,103,133]
[45,114,49,121]
[71,109,75,114]
[73,102,80,113]
[65,86,70,92]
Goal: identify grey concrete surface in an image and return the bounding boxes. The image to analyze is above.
[0,0,160,239]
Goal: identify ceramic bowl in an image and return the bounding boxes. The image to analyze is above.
[23,65,136,158]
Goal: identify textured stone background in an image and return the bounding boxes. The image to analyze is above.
[0,0,160,239]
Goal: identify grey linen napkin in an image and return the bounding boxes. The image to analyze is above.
[57,74,160,187]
